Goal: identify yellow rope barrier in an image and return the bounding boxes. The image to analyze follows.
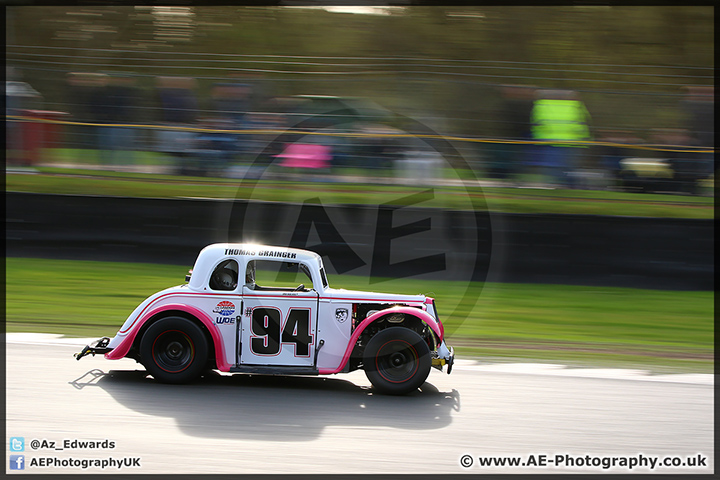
[6,115,714,154]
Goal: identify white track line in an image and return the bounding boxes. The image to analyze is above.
[452,359,714,385]
[5,332,99,347]
[5,333,713,386]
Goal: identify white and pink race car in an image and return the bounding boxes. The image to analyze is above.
[76,244,454,394]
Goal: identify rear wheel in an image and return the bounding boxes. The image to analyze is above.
[363,327,431,395]
[139,316,208,384]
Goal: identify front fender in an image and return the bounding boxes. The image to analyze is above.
[318,306,443,375]
[104,303,231,371]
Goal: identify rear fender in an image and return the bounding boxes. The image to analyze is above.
[104,303,231,371]
[318,305,442,375]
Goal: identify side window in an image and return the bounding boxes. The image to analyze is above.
[209,259,239,291]
[245,260,314,291]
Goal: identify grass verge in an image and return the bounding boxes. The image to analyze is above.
[6,257,713,373]
[6,166,714,218]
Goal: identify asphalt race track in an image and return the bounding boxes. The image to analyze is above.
[5,336,714,475]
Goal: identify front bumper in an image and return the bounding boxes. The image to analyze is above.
[431,340,455,374]
[74,337,113,361]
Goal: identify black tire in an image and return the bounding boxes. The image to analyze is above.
[139,316,209,384]
[363,327,431,395]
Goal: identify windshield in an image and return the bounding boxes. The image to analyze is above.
[318,258,329,288]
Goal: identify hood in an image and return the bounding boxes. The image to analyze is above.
[323,287,425,304]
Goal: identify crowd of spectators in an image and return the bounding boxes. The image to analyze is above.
[8,70,713,194]
[60,73,381,178]
[486,84,713,194]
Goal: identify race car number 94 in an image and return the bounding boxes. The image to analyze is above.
[250,308,312,357]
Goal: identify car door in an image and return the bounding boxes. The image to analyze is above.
[239,287,319,366]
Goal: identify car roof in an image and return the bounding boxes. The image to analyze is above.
[188,243,322,290]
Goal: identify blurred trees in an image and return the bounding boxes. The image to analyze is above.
[7,6,714,137]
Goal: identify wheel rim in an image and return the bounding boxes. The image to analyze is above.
[375,339,419,383]
[151,330,195,373]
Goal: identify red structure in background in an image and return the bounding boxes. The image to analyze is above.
[16,110,69,166]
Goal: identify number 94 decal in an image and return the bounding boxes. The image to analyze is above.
[249,307,313,357]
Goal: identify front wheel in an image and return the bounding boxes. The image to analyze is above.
[139,316,209,384]
[363,327,431,395]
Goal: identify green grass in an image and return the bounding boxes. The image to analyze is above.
[6,168,715,218]
[5,152,715,217]
[5,257,713,372]
[6,148,168,167]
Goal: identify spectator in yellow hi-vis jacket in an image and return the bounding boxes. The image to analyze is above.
[531,89,591,188]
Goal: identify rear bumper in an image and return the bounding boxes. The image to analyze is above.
[74,337,113,360]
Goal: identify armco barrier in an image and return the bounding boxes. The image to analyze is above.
[6,192,713,290]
